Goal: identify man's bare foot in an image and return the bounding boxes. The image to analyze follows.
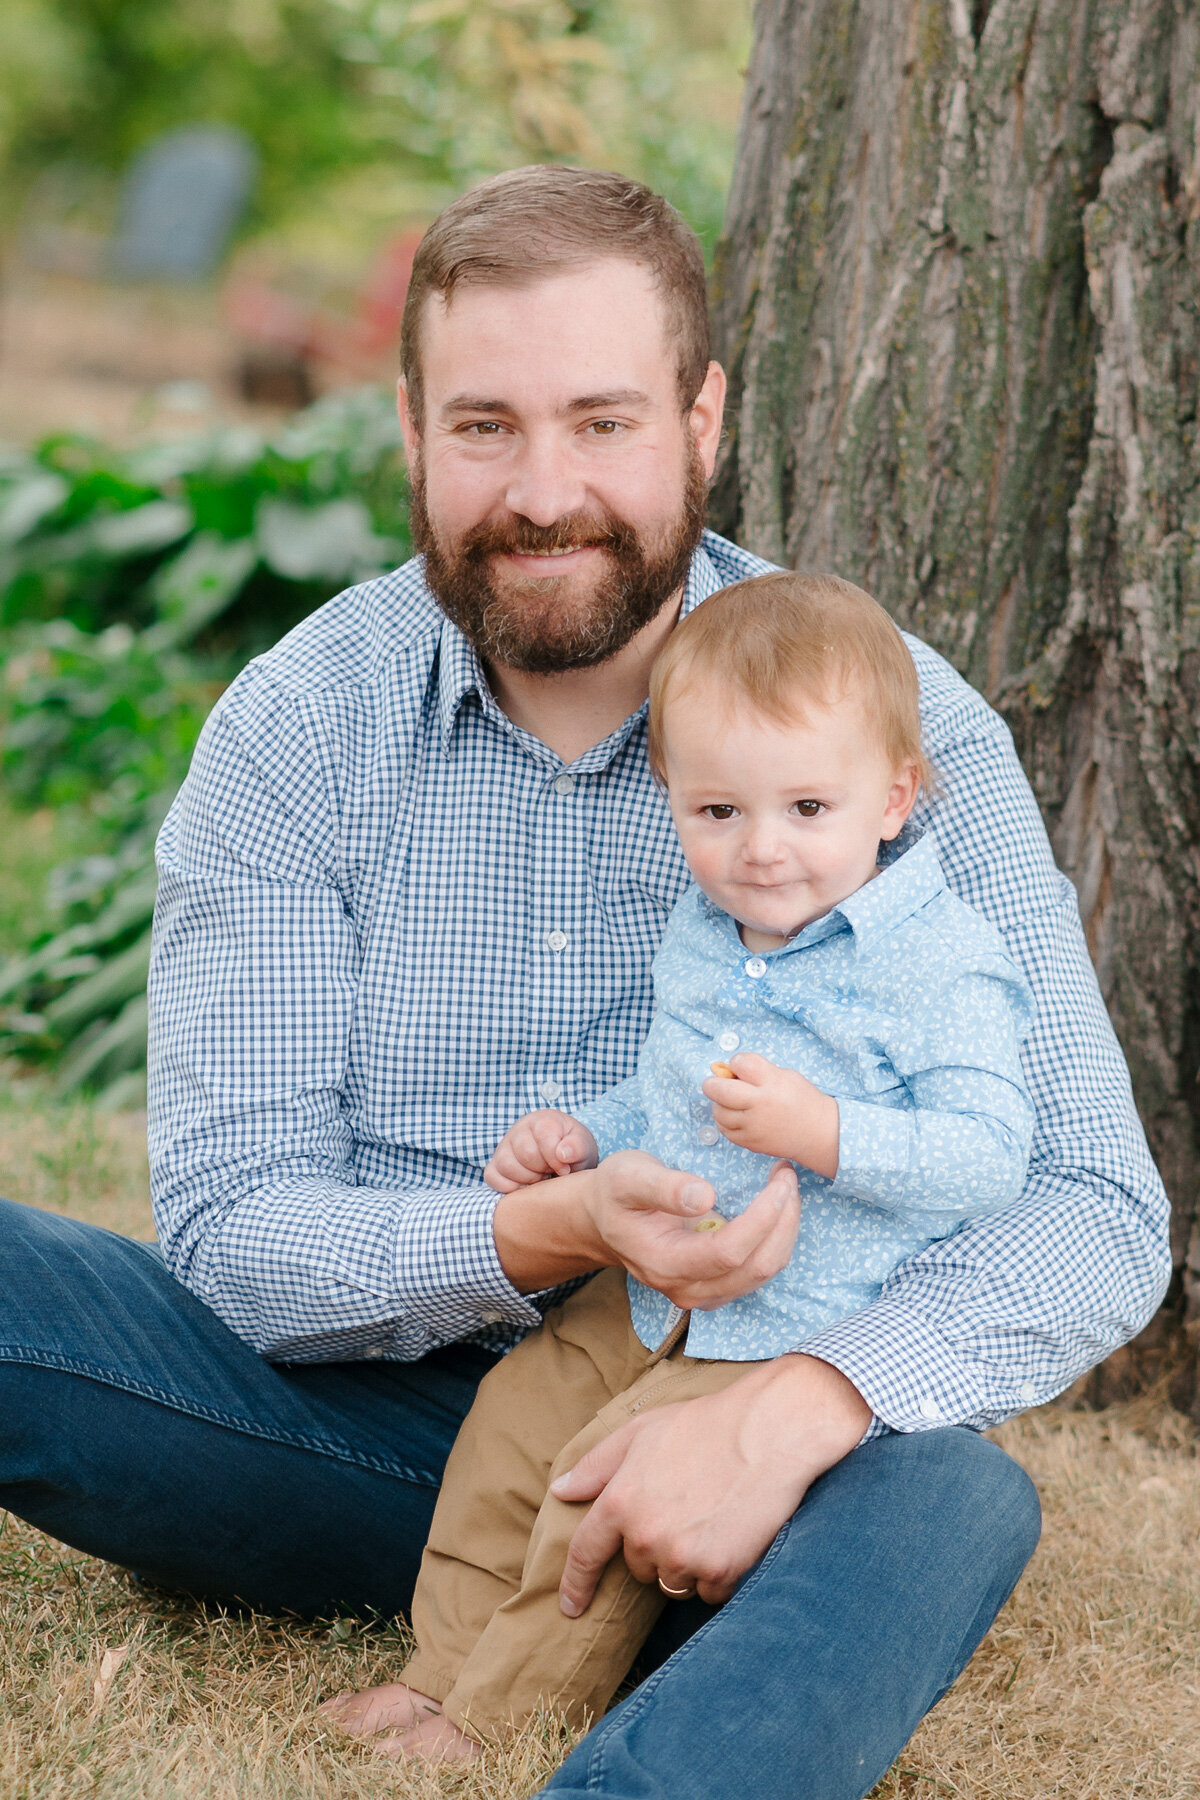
[375,1710,483,1765]
[316,1680,442,1739]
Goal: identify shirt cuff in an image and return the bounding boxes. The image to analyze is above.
[574,1094,641,1162]
[391,1182,547,1355]
[793,1296,996,1434]
[828,1097,912,1205]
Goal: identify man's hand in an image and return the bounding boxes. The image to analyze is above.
[703,1053,840,1178]
[551,1354,872,1613]
[584,1152,801,1310]
[491,1151,801,1304]
[484,1110,599,1191]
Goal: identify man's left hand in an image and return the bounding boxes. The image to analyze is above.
[551,1353,872,1613]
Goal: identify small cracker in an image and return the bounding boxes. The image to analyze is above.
[689,1212,726,1232]
[709,1060,736,1080]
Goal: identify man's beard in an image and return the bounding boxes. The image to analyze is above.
[410,443,709,675]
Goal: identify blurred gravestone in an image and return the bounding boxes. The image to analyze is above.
[108,126,258,281]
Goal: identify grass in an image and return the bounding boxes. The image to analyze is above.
[1,1088,1198,1797]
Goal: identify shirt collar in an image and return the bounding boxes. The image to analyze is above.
[432,535,728,765]
[819,830,946,947]
[695,830,946,957]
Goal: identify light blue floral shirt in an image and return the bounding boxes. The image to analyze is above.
[577,834,1035,1360]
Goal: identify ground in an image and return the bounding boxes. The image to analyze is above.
[0,1086,1197,1799]
[0,258,389,448]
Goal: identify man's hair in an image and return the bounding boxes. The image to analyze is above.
[647,572,934,790]
[400,165,710,427]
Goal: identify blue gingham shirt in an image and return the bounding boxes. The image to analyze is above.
[577,836,1036,1361]
[148,531,1171,1434]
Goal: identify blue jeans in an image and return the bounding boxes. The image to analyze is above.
[0,1196,1040,1798]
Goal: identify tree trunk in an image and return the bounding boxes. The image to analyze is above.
[709,0,1200,1414]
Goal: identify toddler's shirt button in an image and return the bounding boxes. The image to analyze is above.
[698,1125,720,1146]
[718,1031,740,1051]
[744,956,767,979]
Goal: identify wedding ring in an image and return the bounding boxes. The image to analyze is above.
[657,1577,695,1598]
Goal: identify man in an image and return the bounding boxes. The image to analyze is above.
[0,167,1170,1799]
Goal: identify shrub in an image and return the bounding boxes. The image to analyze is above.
[0,386,409,1101]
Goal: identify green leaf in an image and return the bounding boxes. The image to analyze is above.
[0,472,69,544]
[55,991,149,1095]
[89,499,193,557]
[145,532,259,649]
[255,495,395,582]
[42,930,152,1035]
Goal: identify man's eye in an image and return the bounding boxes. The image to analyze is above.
[793,800,825,817]
[588,420,620,435]
[703,805,737,821]
[464,421,504,436]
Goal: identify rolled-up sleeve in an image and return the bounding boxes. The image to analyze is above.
[149,676,544,1360]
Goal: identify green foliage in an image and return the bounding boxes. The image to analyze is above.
[335,0,751,249]
[1,0,366,226]
[0,386,409,1099]
[2,0,750,248]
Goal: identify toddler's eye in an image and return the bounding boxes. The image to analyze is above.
[703,804,737,821]
[793,800,825,817]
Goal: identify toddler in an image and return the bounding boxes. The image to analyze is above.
[385,572,1034,1759]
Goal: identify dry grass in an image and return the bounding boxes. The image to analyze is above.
[1,1092,1197,1797]
[0,1086,153,1241]
[876,1400,1200,1798]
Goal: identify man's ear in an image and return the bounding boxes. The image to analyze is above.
[880,762,921,840]
[396,378,421,464]
[690,361,727,480]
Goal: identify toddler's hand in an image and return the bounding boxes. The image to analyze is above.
[702,1054,840,1178]
[485,1111,600,1192]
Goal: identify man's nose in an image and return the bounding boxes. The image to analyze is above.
[503,430,589,526]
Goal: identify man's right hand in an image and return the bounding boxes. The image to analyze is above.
[491,1150,801,1309]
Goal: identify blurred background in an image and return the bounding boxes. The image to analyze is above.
[0,0,749,442]
[0,0,752,1104]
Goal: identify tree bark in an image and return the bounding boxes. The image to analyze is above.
[710,0,1200,1413]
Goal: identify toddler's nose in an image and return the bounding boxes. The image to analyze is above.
[741,825,786,866]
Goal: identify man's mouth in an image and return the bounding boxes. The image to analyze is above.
[510,545,587,558]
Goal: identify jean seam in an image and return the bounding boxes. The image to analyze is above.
[0,1346,443,1487]
[585,1515,795,1792]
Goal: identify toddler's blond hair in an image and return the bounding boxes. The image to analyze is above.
[647,571,933,792]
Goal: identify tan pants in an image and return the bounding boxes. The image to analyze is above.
[399,1267,763,1743]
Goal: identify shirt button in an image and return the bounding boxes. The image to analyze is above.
[718,1031,740,1052]
[546,929,568,953]
[744,956,767,979]
[552,773,575,796]
[363,1345,385,1360]
[698,1125,720,1146]
[539,1078,562,1103]
[479,1310,506,1325]
[1017,1380,1038,1405]
[917,1396,941,1422]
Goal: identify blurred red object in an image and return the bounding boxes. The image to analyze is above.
[224,228,423,401]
